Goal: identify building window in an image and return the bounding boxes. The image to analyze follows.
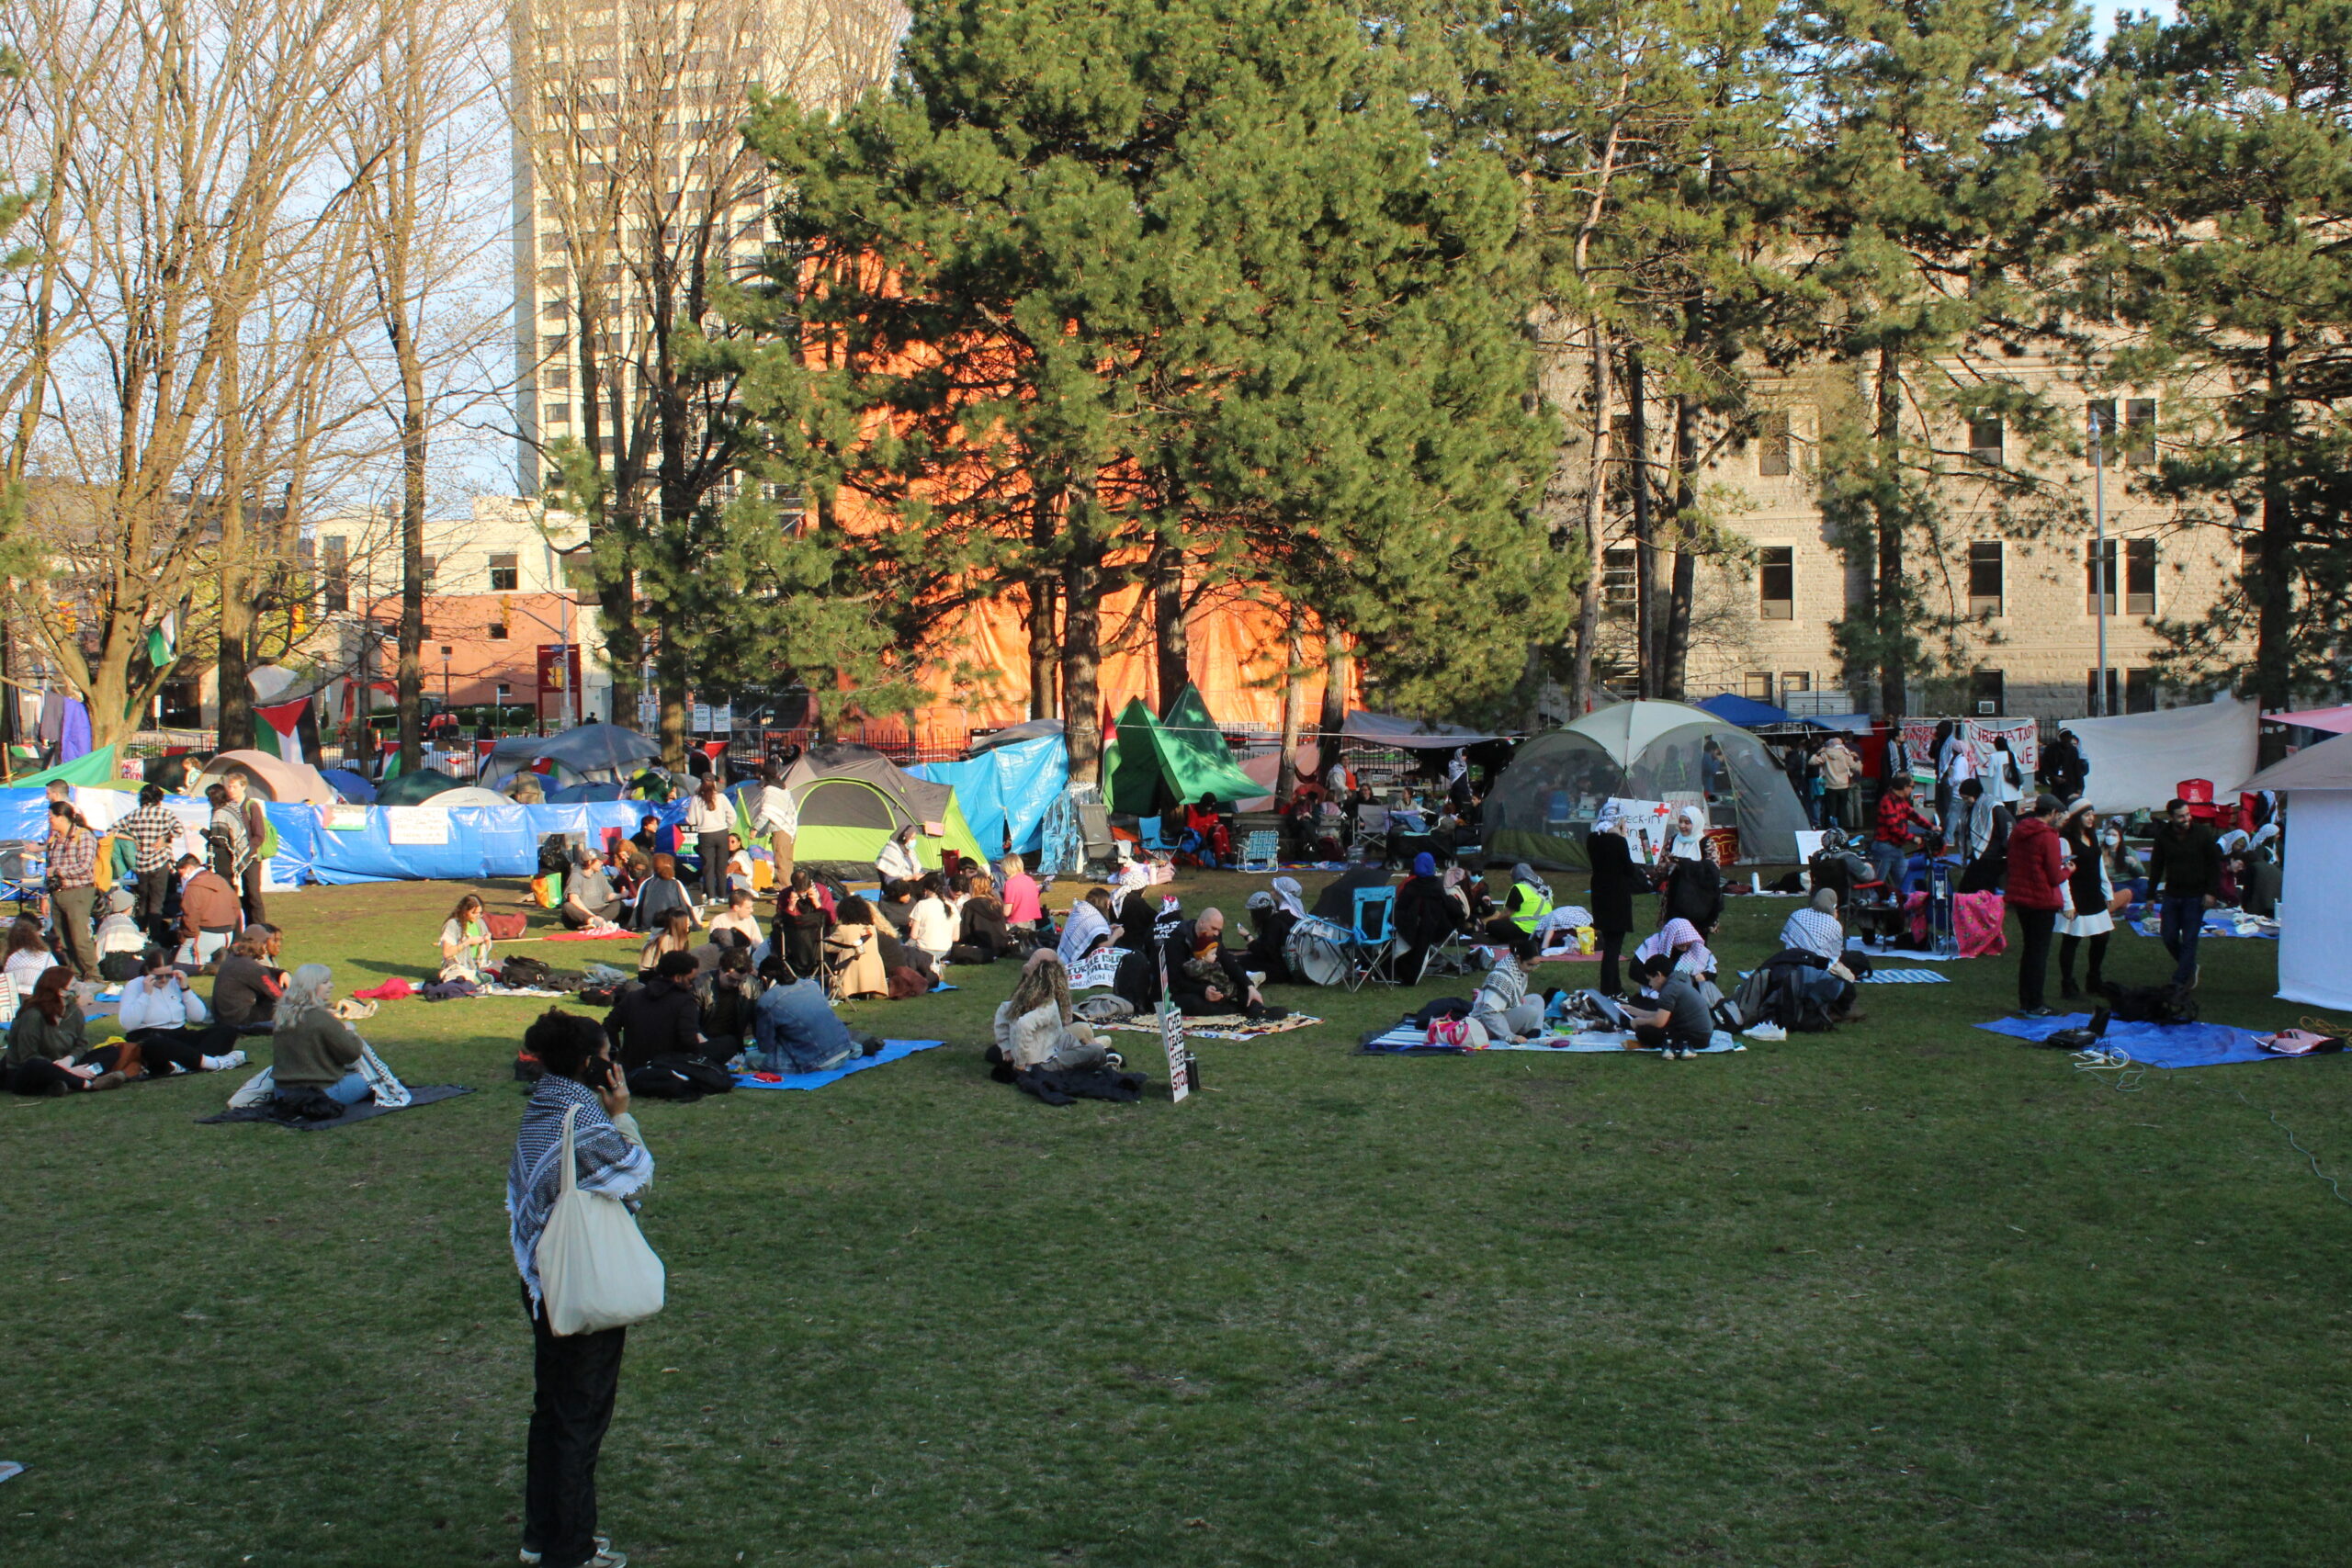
[1601,545,1636,605]
[1744,671,1775,701]
[1756,412,1792,478]
[1968,540,2003,616]
[2086,667,2159,716]
[2088,398,2158,467]
[1758,546,1793,619]
[419,556,436,587]
[489,623,509,641]
[1781,671,1812,695]
[488,553,519,592]
[1971,669,2006,716]
[2086,538,2156,615]
[763,484,807,530]
[1968,416,2004,468]
[560,553,598,592]
[322,535,348,614]
[159,681,200,728]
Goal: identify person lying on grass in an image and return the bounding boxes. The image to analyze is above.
[1625,953,1713,1060]
[118,948,246,1076]
[3,965,130,1094]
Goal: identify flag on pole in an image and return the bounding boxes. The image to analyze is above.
[144,613,176,670]
[253,696,318,766]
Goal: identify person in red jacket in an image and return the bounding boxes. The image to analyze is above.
[2006,794,2069,1017]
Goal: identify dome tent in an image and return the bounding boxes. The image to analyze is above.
[782,742,987,877]
[1485,699,1810,870]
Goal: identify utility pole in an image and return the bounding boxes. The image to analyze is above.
[2090,405,2110,717]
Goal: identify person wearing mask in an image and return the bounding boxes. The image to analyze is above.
[875,825,922,892]
[5,917,54,997]
[176,858,244,968]
[684,776,734,906]
[560,849,624,931]
[2005,794,2068,1017]
[751,758,799,887]
[440,893,495,984]
[270,964,372,1106]
[212,926,288,1032]
[2055,801,2119,999]
[1585,818,1641,996]
[906,871,958,966]
[221,771,271,924]
[4,966,130,1093]
[119,783,183,943]
[1057,887,1118,965]
[631,853,695,933]
[44,798,100,983]
[999,854,1048,938]
[604,950,708,1070]
[508,1008,650,1568]
[752,952,862,1073]
[117,948,244,1074]
[1626,952,1713,1060]
[2148,795,2224,989]
[706,886,763,951]
[775,868,833,976]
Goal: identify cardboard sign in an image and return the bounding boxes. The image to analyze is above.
[383,807,450,845]
[1159,999,1190,1102]
[1595,796,1676,863]
[1068,944,1126,991]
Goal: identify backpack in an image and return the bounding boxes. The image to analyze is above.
[2098,980,2198,1025]
[499,954,555,988]
[625,1053,735,1101]
[485,910,528,941]
[886,965,926,999]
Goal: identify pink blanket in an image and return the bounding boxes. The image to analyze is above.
[1903,890,2008,956]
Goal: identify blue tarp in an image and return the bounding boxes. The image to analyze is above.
[1698,693,1794,728]
[911,735,1069,859]
[1975,1012,2287,1068]
[320,768,377,803]
[298,801,647,885]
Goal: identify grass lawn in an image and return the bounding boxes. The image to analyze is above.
[3,865,2347,1567]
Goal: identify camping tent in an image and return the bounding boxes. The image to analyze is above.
[968,717,1065,755]
[191,750,339,806]
[783,742,985,876]
[1339,711,1505,750]
[476,723,662,789]
[2242,732,2352,1010]
[2063,699,2259,814]
[1484,699,1810,869]
[320,768,378,803]
[911,734,1070,859]
[2267,705,2352,736]
[1102,684,1262,816]
[374,768,463,806]
[430,786,519,808]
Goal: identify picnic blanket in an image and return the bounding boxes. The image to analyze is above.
[1862,967,1950,984]
[198,1084,472,1130]
[2127,911,2278,941]
[1104,1011,1322,1042]
[1846,942,1952,964]
[1974,1013,2281,1068]
[1358,1023,1741,1055]
[544,928,637,942]
[729,1038,946,1091]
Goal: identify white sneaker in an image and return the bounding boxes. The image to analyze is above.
[1247,971,1267,987]
[1744,1022,1787,1043]
[223,1048,248,1070]
[520,1537,612,1565]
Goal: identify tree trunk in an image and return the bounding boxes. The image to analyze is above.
[1317,628,1351,743]
[396,377,426,773]
[1026,575,1057,720]
[1060,550,1103,785]
[1275,615,1306,807]
[1873,343,1906,719]
[657,619,688,769]
[1151,538,1189,706]
[1569,323,1612,718]
[2255,328,2294,715]
[1662,391,1700,701]
[215,333,254,752]
[1626,344,1657,700]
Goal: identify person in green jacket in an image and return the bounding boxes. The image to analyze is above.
[269,964,371,1107]
[4,966,129,1095]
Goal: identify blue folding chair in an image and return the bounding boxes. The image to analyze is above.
[1239,829,1278,873]
[1347,886,1399,991]
[1138,815,1175,854]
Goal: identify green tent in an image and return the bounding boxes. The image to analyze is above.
[781,743,987,878]
[12,745,118,789]
[1102,684,1262,816]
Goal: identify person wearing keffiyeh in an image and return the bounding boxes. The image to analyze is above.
[507,1010,652,1568]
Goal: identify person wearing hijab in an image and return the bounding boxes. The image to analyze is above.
[1660,836,1724,936]
[1666,807,1709,862]
[1477,863,1549,959]
[1634,918,1717,986]
[1242,890,1299,985]
[1057,886,1116,965]
[1393,852,1455,984]
[875,825,922,892]
[1585,818,1641,995]
[2213,829,2250,908]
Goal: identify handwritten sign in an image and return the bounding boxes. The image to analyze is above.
[1159,1000,1190,1102]
[383,807,450,846]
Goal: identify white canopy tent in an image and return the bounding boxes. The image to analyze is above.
[2063,698,2259,814]
[2242,733,2352,1011]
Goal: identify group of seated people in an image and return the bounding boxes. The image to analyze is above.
[599,940,873,1078]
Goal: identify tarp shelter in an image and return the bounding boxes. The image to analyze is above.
[968,717,1064,755]
[2268,705,2352,736]
[1484,699,1810,869]
[1339,711,1505,750]
[374,768,463,807]
[476,723,662,790]
[783,743,985,876]
[2064,699,2259,815]
[911,734,1070,859]
[1697,693,1793,728]
[1102,685,1262,816]
[320,768,377,803]
[192,750,338,807]
[13,745,118,789]
[2242,732,2352,1010]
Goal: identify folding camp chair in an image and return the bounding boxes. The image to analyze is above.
[1345,886,1399,991]
[1238,829,1279,873]
[1078,803,1116,874]
[1138,815,1175,854]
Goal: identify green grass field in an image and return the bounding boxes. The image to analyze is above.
[2,867,2346,1567]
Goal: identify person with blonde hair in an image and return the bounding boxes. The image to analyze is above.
[999,853,1047,937]
[990,950,1110,1073]
[269,963,372,1106]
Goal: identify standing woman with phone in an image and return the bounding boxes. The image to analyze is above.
[508,1010,651,1568]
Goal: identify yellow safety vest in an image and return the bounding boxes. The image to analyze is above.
[1510,885,1553,933]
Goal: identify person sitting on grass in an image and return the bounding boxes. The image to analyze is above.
[605,950,708,1071]
[117,949,245,1075]
[1170,908,1278,1019]
[990,950,1111,1073]
[999,854,1048,938]
[1243,889,1299,986]
[956,872,1014,962]
[906,871,958,967]
[875,824,922,892]
[175,855,243,969]
[211,926,287,1033]
[560,848,624,931]
[1634,917,1717,987]
[1057,886,1117,966]
[269,963,374,1108]
[439,893,495,983]
[752,952,868,1075]
[5,916,54,998]
[824,897,892,999]
[639,908,701,981]
[699,945,763,1055]
[845,893,931,986]
[632,852,696,933]
[724,832,758,894]
[95,888,148,978]
[3,966,130,1095]
[1625,952,1713,1060]
[628,813,662,861]
[706,886,764,952]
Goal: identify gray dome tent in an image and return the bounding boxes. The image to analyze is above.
[1485,699,1810,869]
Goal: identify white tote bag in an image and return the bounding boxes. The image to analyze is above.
[536,1105,665,1336]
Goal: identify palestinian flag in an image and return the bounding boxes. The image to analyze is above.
[254,695,322,766]
[144,613,175,671]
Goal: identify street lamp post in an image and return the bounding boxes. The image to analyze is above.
[2090,405,2110,717]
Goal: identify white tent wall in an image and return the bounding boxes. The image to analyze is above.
[2276,789,2352,1011]
[2064,699,2258,814]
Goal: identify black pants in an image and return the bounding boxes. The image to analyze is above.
[238,862,267,926]
[6,1058,82,1094]
[2016,908,2058,1010]
[561,898,622,931]
[135,864,173,936]
[522,1280,627,1568]
[1596,926,1627,997]
[698,830,730,902]
[128,1022,239,1071]
[2059,931,2109,992]
[1634,1023,1708,1054]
